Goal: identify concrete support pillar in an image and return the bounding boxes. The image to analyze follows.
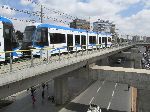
[54,76,68,105]
[134,58,142,69]
[137,89,150,112]
[131,48,142,69]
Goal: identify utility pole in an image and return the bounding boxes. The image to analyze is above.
[127,35,129,42]
[40,5,43,23]
[89,16,92,31]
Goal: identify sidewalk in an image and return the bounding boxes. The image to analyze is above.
[0,81,61,112]
[0,77,91,112]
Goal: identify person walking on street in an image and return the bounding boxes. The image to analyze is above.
[42,83,45,90]
[128,85,130,91]
[42,83,45,100]
[30,87,36,104]
[42,90,45,99]
[46,83,48,90]
[51,96,54,103]
[32,95,36,104]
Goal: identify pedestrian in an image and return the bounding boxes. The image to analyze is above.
[42,90,45,99]
[30,87,36,104]
[32,95,36,104]
[31,87,34,96]
[42,83,45,90]
[51,96,54,103]
[46,83,48,90]
[128,85,130,91]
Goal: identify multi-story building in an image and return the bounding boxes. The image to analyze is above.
[146,37,150,43]
[93,19,115,33]
[70,19,90,30]
[93,19,117,43]
[132,35,140,42]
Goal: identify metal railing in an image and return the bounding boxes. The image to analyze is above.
[0,43,130,73]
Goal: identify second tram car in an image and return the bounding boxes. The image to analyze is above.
[22,23,112,57]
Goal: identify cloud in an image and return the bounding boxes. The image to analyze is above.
[0,5,16,16]
[1,0,149,36]
[143,0,150,8]
[20,0,31,5]
[119,9,150,35]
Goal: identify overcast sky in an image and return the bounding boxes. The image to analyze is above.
[0,0,150,37]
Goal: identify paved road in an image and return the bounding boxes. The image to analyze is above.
[59,81,131,112]
[59,57,133,112]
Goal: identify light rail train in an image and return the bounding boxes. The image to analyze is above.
[21,23,112,57]
[0,16,112,63]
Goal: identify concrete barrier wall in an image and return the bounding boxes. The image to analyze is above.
[91,66,150,90]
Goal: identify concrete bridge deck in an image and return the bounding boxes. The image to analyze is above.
[0,45,134,99]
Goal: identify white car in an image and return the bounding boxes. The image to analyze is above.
[87,104,101,112]
[116,59,122,64]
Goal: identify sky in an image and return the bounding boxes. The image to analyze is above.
[0,0,150,37]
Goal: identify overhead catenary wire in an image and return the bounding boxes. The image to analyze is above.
[0,5,70,25]
[24,0,79,20]
[1,5,41,17]
[8,17,36,23]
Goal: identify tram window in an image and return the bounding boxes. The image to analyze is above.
[36,30,41,41]
[102,37,105,43]
[75,35,80,45]
[81,35,86,45]
[35,28,48,46]
[3,24,13,51]
[41,29,48,42]
[4,29,10,39]
[50,33,66,44]
[5,29,9,34]
[89,36,96,44]
[25,26,36,31]
[108,37,111,42]
[24,26,36,42]
[99,37,101,44]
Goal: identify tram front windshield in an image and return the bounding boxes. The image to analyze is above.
[34,27,48,47]
[23,26,36,42]
[3,23,16,51]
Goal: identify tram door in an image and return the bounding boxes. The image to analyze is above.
[104,37,107,47]
[81,35,86,49]
[99,37,101,44]
[67,34,73,51]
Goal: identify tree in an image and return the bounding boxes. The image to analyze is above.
[15,30,23,40]
[117,37,120,43]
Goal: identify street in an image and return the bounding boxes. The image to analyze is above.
[59,80,131,112]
